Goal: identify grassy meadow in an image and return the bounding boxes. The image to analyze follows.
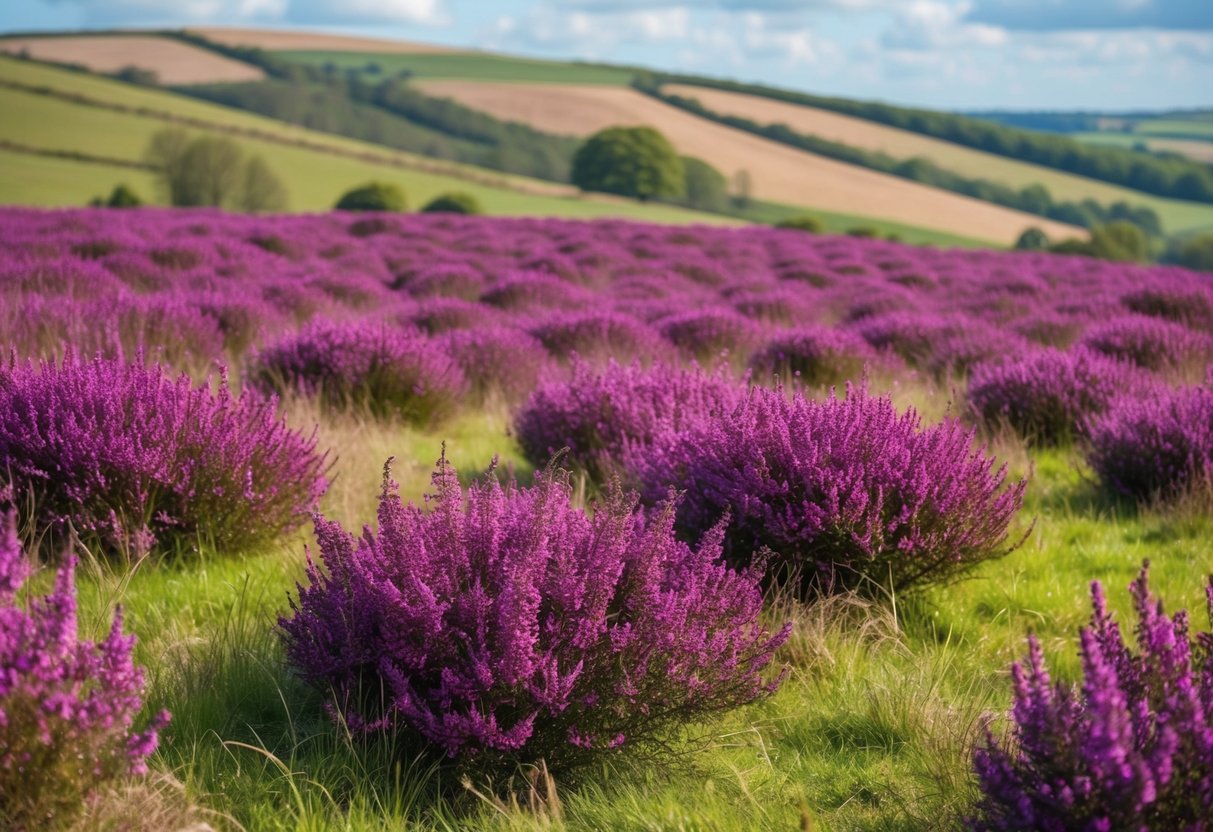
[60,387,1211,831]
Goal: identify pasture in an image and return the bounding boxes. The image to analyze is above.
[2,208,1211,830]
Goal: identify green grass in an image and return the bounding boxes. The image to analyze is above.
[746,200,988,248]
[59,396,1213,831]
[276,50,636,85]
[0,147,160,205]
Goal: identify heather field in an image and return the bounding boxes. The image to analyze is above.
[3,207,1213,831]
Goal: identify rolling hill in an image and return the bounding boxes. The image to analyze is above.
[0,54,729,223]
[660,83,1213,235]
[412,80,1081,244]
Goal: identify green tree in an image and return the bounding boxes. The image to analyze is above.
[335,182,407,212]
[731,169,753,210]
[237,156,289,213]
[145,130,247,208]
[421,192,482,214]
[1175,232,1213,272]
[98,184,142,208]
[571,126,685,201]
[1090,221,1150,262]
[1017,184,1053,215]
[1014,226,1050,251]
[1050,221,1150,263]
[679,156,728,212]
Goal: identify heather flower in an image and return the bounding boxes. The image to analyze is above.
[0,511,169,828]
[439,326,551,403]
[969,563,1213,831]
[968,348,1150,446]
[529,312,671,365]
[631,386,1025,597]
[249,319,466,423]
[748,326,883,387]
[482,271,591,311]
[1081,315,1213,377]
[1122,285,1213,332]
[1086,385,1213,502]
[852,312,1024,376]
[658,309,764,364]
[0,355,328,556]
[514,360,742,482]
[280,457,789,772]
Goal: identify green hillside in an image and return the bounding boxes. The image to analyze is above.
[0,55,727,222]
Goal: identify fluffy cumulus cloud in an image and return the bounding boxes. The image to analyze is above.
[39,0,447,26]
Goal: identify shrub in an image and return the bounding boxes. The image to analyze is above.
[0,356,328,556]
[571,126,685,202]
[0,510,170,828]
[658,309,763,364]
[748,326,880,387]
[632,387,1025,597]
[679,156,728,212]
[1013,227,1049,251]
[1080,315,1213,376]
[334,182,407,212]
[280,457,789,771]
[104,184,143,209]
[1121,286,1213,332]
[515,360,741,482]
[969,563,1213,831]
[853,312,1019,375]
[420,192,482,215]
[439,326,550,403]
[967,348,1147,446]
[529,312,669,365]
[1086,385,1213,502]
[775,215,824,234]
[249,320,465,423]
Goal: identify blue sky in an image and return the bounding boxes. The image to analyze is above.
[3,0,1211,110]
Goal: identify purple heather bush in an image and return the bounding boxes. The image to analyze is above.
[748,326,882,388]
[1081,315,1213,378]
[439,326,551,403]
[631,386,1025,597]
[658,309,764,364]
[1086,385,1213,502]
[514,360,742,482]
[529,312,671,365]
[0,511,170,828]
[0,355,327,556]
[249,319,466,424]
[968,348,1149,446]
[408,297,503,334]
[1121,285,1213,332]
[969,563,1213,831]
[399,263,485,301]
[280,457,789,771]
[481,271,591,312]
